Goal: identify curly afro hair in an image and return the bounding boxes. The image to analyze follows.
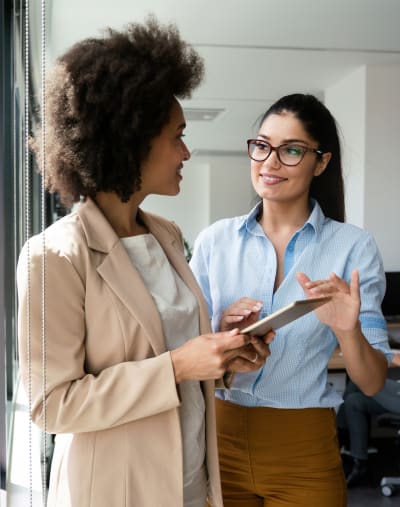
[34,16,204,206]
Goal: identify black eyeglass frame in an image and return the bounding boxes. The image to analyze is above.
[246,139,324,166]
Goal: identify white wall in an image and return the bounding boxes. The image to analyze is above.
[325,67,366,228]
[326,64,400,271]
[208,155,256,224]
[143,155,255,248]
[142,160,210,247]
[364,65,400,271]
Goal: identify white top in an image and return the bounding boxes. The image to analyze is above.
[121,233,206,507]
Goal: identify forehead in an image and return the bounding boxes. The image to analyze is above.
[167,99,185,128]
[259,112,313,142]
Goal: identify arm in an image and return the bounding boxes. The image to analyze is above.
[17,240,182,434]
[391,353,400,367]
[297,270,387,395]
[18,234,269,433]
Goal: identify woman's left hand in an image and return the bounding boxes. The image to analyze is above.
[226,331,275,372]
[296,269,361,333]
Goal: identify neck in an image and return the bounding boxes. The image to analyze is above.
[94,192,147,237]
[258,199,311,233]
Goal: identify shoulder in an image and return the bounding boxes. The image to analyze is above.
[319,219,384,273]
[17,212,90,283]
[140,210,183,241]
[322,218,377,245]
[22,212,85,258]
[196,215,246,243]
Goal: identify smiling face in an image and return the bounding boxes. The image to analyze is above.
[250,112,331,208]
[139,99,190,198]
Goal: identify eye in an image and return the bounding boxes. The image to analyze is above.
[255,141,269,151]
[283,145,305,156]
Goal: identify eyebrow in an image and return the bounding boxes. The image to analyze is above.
[257,134,310,145]
[177,122,186,131]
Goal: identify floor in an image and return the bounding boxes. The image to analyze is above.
[345,437,399,506]
[348,487,399,507]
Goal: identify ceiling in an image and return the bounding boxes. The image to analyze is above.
[43,0,400,157]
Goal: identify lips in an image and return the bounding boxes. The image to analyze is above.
[260,173,288,185]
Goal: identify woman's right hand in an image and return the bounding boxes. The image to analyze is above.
[170,329,269,383]
[219,297,263,332]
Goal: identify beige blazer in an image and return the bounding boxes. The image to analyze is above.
[17,198,223,507]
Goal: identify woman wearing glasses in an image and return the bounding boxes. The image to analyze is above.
[190,93,392,506]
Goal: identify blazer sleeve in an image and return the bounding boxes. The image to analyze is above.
[17,238,181,434]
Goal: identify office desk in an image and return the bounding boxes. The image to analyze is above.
[388,322,400,345]
[327,321,400,371]
[328,347,400,371]
[327,346,400,399]
[328,348,346,371]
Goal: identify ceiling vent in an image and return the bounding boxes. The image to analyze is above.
[183,108,225,121]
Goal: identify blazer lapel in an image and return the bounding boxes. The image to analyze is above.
[77,199,166,355]
[97,245,167,355]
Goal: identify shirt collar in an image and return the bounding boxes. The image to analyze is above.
[305,199,326,236]
[238,199,327,236]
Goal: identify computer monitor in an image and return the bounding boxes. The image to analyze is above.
[381,272,400,320]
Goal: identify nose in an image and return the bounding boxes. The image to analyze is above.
[263,148,280,169]
[182,141,191,161]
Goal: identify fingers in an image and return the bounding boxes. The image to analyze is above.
[349,269,360,299]
[227,355,265,373]
[250,336,272,359]
[261,329,275,345]
[226,341,270,372]
[172,330,252,383]
[218,328,251,349]
[229,337,271,364]
[298,271,351,296]
[296,272,310,289]
[221,298,262,321]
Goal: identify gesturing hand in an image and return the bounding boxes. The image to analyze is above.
[296,270,361,333]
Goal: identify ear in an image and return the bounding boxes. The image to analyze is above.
[314,152,331,177]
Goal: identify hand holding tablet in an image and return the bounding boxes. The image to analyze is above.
[241,297,331,337]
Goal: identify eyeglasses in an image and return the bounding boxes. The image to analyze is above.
[247,139,323,166]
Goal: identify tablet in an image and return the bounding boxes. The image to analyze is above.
[241,296,331,336]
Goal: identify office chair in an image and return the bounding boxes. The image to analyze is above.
[377,412,400,497]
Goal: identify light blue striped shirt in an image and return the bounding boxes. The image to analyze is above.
[190,200,392,409]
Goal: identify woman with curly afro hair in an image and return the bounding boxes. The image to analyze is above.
[17,16,273,507]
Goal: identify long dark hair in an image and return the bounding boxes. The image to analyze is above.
[259,93,345,222]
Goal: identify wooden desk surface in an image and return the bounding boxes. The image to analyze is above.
[328,347,400,371]
[328,348,346,370]
[327,321,400,370]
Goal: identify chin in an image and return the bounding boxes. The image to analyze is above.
[162,186,180,196]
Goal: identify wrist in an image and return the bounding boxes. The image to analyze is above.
[333,320,362,343]
[170,349,185,384]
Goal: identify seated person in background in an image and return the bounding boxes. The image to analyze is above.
[337,353,400,487]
